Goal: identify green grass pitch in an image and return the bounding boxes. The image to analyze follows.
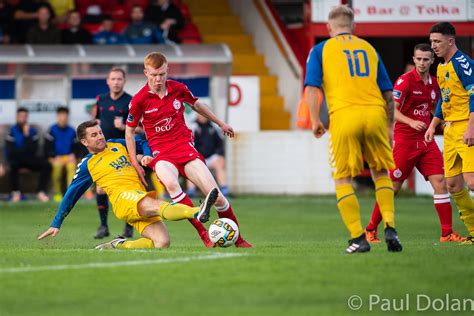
[0,195,472,316]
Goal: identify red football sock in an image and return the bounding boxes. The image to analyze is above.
[434,194,453,236]
[170,191,208,235]
[217,201,244,239]
[366,202,383,231]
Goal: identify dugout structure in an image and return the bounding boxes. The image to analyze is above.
[0,44,232,127]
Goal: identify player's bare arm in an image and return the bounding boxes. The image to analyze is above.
[463,112,474,146]
[189,100,234,138]
[425,116,443,142]
[394,101,427,131]
[304,86,325,138]
[125,125,147,187]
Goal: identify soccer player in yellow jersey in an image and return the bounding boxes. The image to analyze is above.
[425,22,474,245]
[38,120,218,249]
[304,5,402,253]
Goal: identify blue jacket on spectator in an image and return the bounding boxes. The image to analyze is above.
[44,124,78,157]
[93,31,127,45]
[5,124,40,161]
[124,21,164,44]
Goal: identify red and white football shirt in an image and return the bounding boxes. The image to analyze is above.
[392,68,439,141]
[127,80,198,153]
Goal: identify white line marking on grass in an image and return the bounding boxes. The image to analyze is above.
[0,253,246,274]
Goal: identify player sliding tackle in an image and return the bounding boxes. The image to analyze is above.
[38,120,219,249]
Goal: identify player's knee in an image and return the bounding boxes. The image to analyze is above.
[446,181,463,193]
[161,179,181,193]
[153,238,170,248]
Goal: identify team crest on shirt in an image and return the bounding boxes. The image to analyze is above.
[111,147,118,152]
[173,99,181,110]
[393,169,402,179]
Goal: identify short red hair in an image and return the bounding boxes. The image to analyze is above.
[144,52,168,68]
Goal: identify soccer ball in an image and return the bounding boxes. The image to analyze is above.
[208,218,239,247]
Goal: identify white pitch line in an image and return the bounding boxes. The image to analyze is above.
[0,253,246,274]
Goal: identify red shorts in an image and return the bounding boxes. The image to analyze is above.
[147,141,204,177]
[390,139,444,182]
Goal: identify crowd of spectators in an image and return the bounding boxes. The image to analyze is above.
[0,0,186,45]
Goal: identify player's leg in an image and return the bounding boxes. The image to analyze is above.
[363,107,401,252]
[154,160,212,247]
[428,174,464,242]
[366,180,402,243]
[97,222,168,249]
[329,109,369,253]
[461,172,474,244]
[184,158,253,248]
[94,185,110,239]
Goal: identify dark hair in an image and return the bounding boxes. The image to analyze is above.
[414,43,434,55]
[76,120,99,140]
[17,107,28,114]
[430,22,456,36]
[57,106,69,114]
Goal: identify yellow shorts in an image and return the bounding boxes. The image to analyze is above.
[328,106,395,179]
[443,120,474,177]
[112,190,161,234]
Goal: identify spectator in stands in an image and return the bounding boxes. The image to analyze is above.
[48,0,74,23]
[124,5,164,44]
[187,113,230,197]
[13,0,54,43]
[61,10,92,44]
[5,107,51,202]
[145,0,184,43]
[26,5,61,44]
[44,107,78,203]
[0,0,15,44]
[93,16,127,45]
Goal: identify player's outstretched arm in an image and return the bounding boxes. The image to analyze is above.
[37,227,60,240]
[189,101,234,138]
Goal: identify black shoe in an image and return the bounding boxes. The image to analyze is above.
[346,233,371,254]
[196,188,219,223]
[385,226,403,252]
[94,225,110,239]
[122,224,134,238]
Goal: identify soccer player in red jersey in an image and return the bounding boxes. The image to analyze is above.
[365,44,464,243]
[125,52,252,248]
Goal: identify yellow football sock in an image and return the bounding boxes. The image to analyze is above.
[116,238,154,249]
[451,188,474,237]
[159,202,199,221]
[336,183,363,239]
[374,176,395,228]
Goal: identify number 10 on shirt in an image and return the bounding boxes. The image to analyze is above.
[343,49,369,77]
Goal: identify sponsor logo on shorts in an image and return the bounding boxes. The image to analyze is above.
[173,99,181,110]
[393,90,402,99]
[127,114,134,122]
[393,169,402,179]
[154,117,174,133]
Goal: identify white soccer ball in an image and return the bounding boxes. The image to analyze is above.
[208,218,239,247]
